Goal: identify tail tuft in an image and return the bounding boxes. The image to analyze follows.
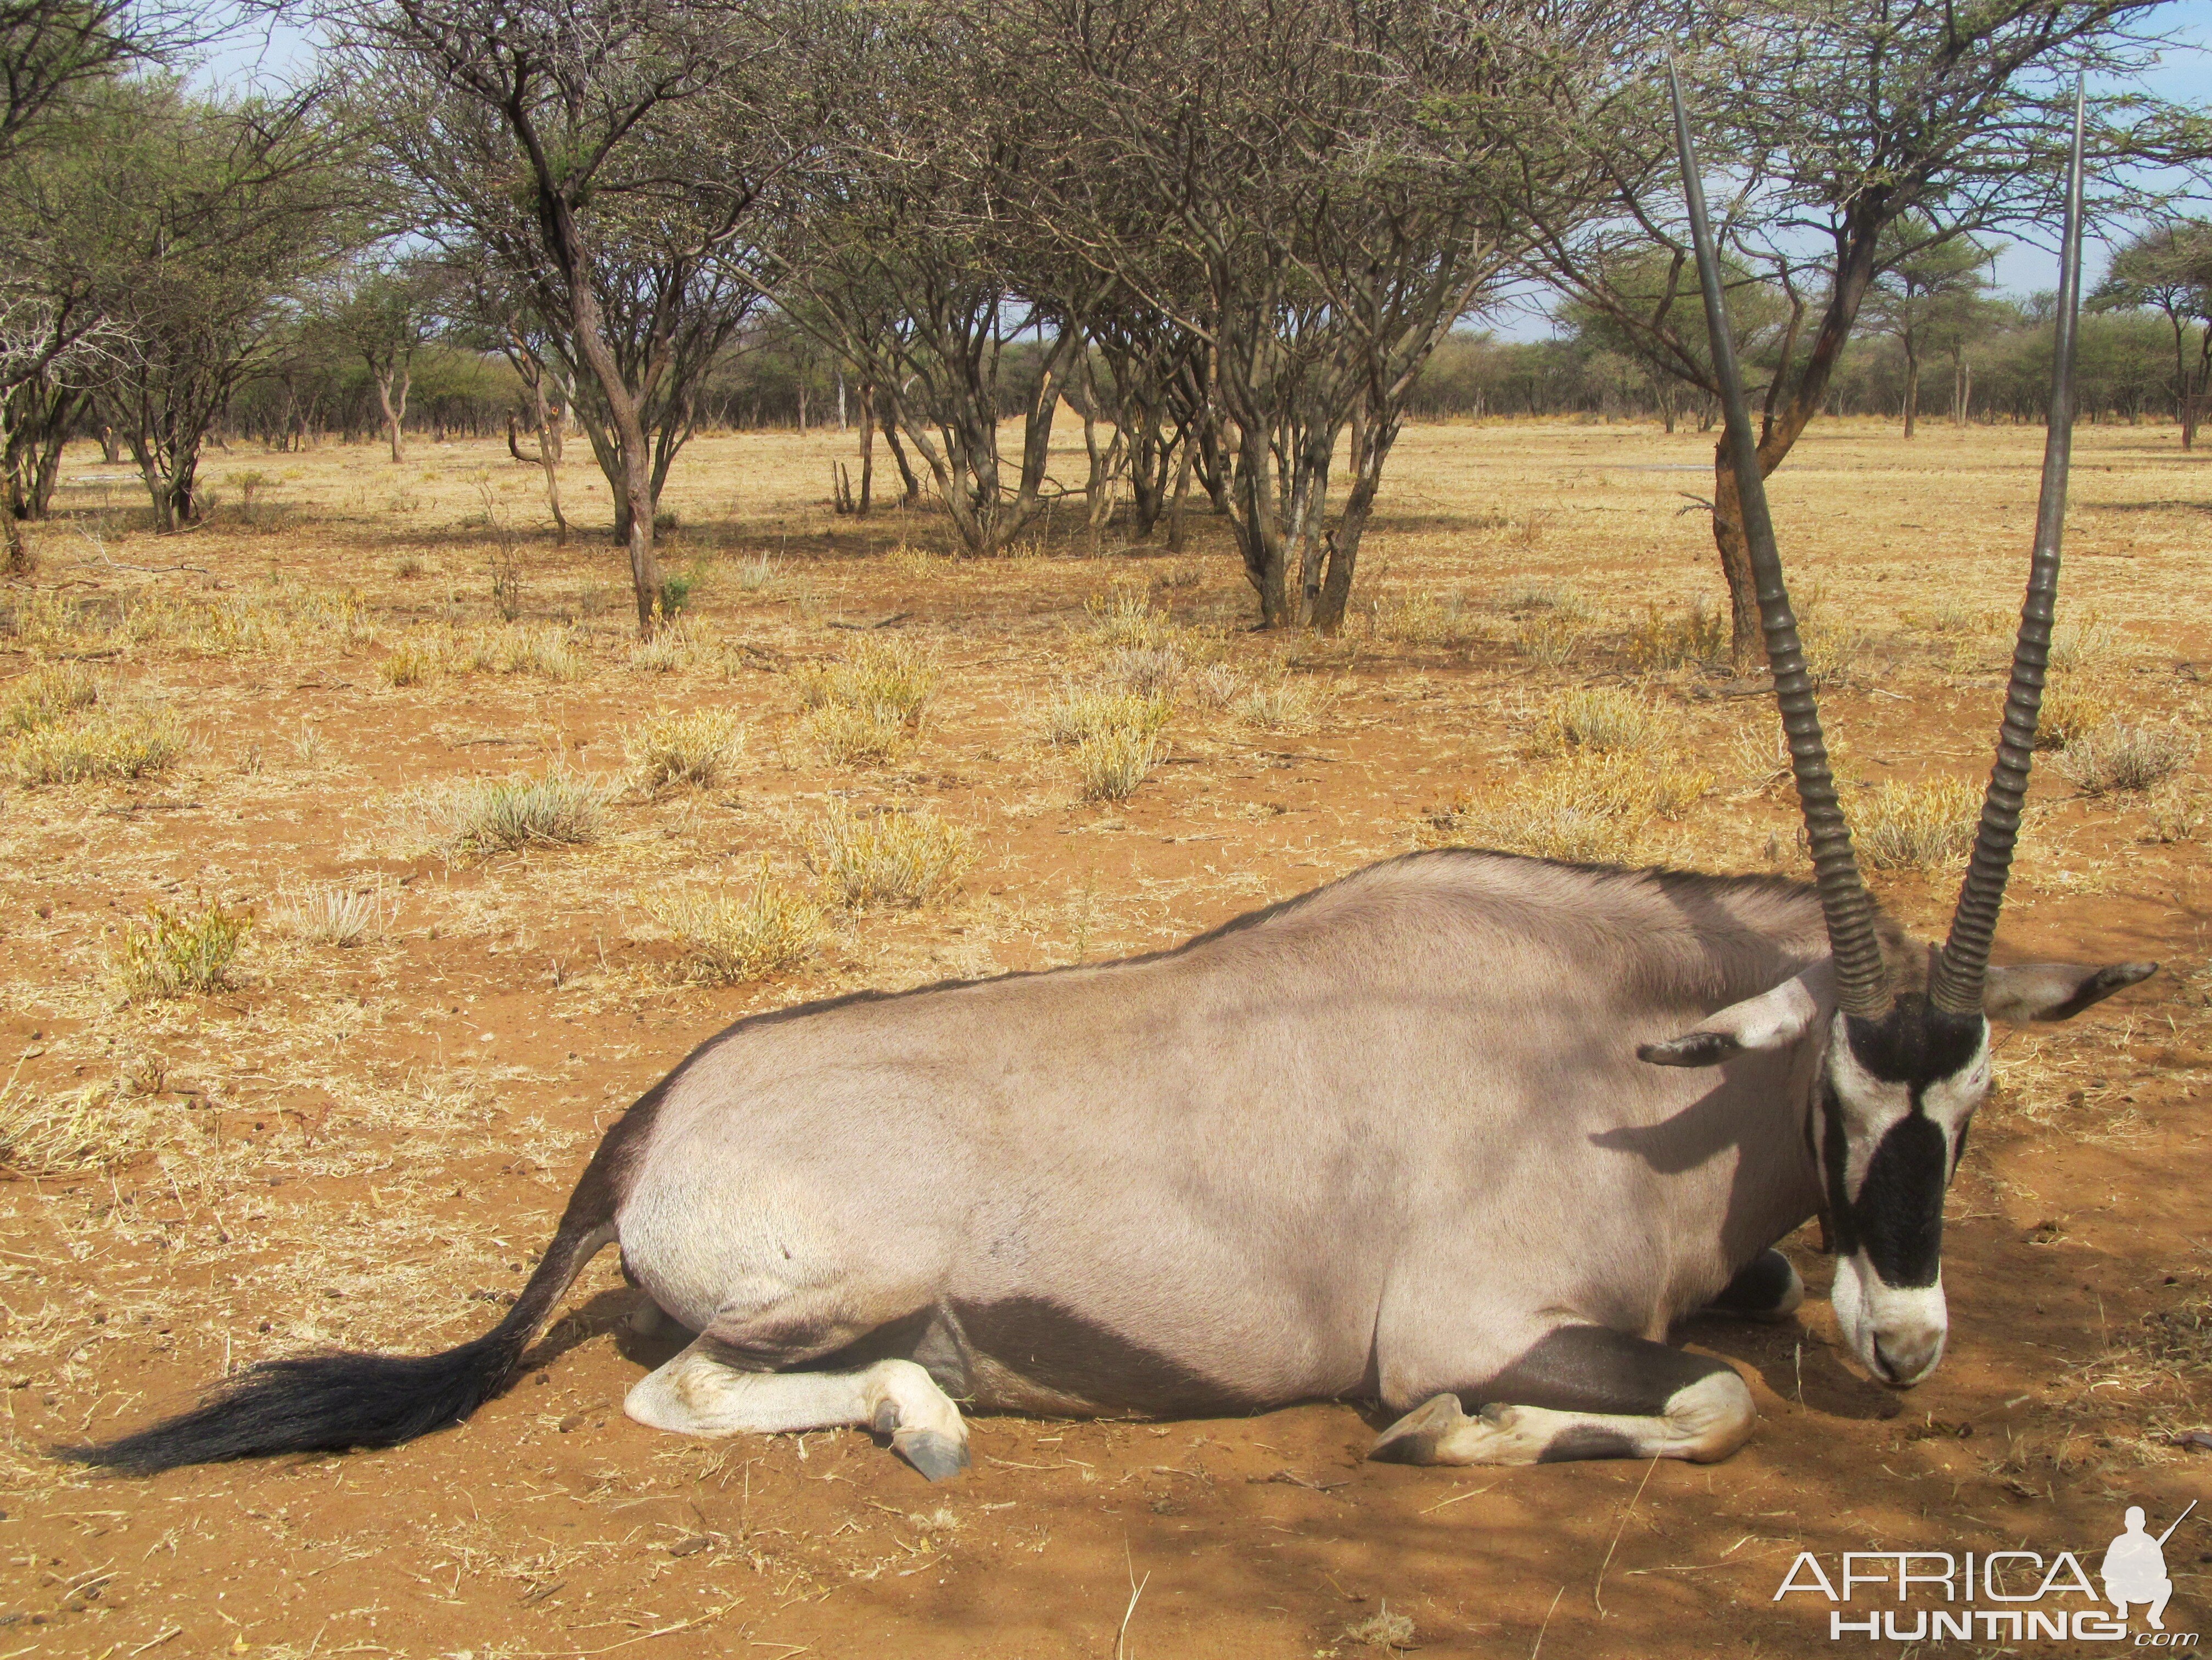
[60,1331,521,1474]
[61,1215,616,1475]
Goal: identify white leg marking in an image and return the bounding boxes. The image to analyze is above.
[1372,1369,1755,1467]
[623,1341,970,1479]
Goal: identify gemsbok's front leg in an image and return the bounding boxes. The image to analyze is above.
[624,1336,971,1480]
[1368,1325,1754,1467]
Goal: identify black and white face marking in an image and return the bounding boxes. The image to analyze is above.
[1815,1002,1990,1387]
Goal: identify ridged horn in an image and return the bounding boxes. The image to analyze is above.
[1668,64,1890,1020]
[1928,85,2088,1017]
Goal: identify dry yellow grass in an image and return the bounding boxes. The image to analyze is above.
[645,861,824,984]
[1372,589,1482,646]
[2059,720,2199,797]
[3,660,100,730]
[804,801,977,910]
[629,705,746,790]
[1626,596,1728,671]
[0,1075,155,1178]
[271,881,388,946]
[5,701,182,786]
[1538,685,1668,755]
[2034,677,2112,750]
[1043,683,1171,748]
[412,769,613,856]
[795,635,938,764]
[1844,777,1982,871]
[1427,749,1712,864]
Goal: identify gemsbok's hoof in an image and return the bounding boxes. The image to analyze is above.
[893,1428,971,1482]
[1368,1392,1470,1464]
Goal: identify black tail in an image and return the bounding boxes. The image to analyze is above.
[61,1188,617,1475]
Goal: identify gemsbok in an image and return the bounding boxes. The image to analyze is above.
[70,85,2154,1480]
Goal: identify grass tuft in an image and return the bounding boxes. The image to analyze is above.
[1077,725,1164,801]
[1085,588,1183,653]
[1845,778,1980,871]
[1515,610,1586,668]
[1627,597,1728,671]
[1540,686,1667,755]
[2033,678,2112,751]
[1427,750,1709,865]
[797,637,937,725]
[7,705,183,787]
[628,621,698,675]
[2047,615,2118,674]
[2142,787,2207,845]
[1043,685,1171,749]
[378,639,438,688]
[113,900,251,1000]
[0,1076,150,1179]
[1374,591,1481,647]
[1187,661,1246,713]
[1230,675,1328,734]
[4,662,100,731]
[797,703,906,765]
[645,861,822,984]
[630,708,746,791]
[422,770,612,856]
[1103,643,1186,700]
[273,883,385,947]
[805,803,976,911]
[2059,721,2198,797]
[796,637,937,763]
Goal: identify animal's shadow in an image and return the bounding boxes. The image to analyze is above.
[522,1287,692,1376]
[1675,1304,1905,1425]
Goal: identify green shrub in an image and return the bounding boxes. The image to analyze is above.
[113,901,250,1000]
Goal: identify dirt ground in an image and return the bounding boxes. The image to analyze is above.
[1,415,2207,1659]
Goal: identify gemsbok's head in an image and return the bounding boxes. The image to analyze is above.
[1638,75,2154,1388]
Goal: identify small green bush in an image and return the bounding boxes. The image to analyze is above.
[113,901,250,1000]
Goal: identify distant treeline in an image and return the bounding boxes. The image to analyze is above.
[200,305,2195,450]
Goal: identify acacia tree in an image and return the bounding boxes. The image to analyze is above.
[2096,220,2212,446]
[1532,0,2186,663]
[0,0,186,159]
[757,5,1094,559]
[1864,222,1999,437]
[1555,249,1790,433]
[83,79,357,531]
[995,0,1630,629]
[314,256,446,462]
[0,2,214,565]
[0,111,117,562]
[331,0,800,635]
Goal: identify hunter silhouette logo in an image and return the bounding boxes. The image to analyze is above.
[2104,1502,2193,1633]
[1772,1499,2200,1644]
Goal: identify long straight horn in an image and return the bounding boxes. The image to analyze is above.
[1667,64,1889,1020]
[1929,85,2089,1017]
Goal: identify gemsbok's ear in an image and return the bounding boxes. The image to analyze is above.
[1638,964,1833,1068]
[1983,961,2158,1024]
